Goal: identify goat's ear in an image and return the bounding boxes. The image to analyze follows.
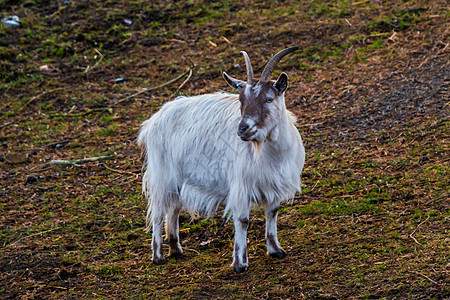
[273,72,289,94]
[223,72,245,91]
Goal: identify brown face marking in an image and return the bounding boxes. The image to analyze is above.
[239,82,278,128]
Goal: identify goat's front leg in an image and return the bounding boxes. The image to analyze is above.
[152,214,166,264]
[232,210,250,273]
[265,202,286,258]
[165,206,183,258]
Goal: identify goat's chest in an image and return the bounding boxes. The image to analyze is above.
[240,148,300,203]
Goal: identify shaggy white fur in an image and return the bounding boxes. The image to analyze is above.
[138,87,304,272]
[138,92,303,220]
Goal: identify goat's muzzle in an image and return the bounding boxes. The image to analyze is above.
[237,120,256,141]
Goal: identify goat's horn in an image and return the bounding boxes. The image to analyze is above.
[260,47,299,83]
[240,51,254,85]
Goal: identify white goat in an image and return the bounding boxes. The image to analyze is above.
[138,47,305,273]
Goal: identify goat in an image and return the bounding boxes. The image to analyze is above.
[138,47,305,273]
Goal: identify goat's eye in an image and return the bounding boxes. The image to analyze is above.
[266,98,274,103]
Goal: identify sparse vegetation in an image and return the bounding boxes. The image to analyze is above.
[1,0,449,299]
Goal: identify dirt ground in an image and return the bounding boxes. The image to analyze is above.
[1,0,449,299]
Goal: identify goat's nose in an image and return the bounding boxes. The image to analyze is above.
[238,122,249,134]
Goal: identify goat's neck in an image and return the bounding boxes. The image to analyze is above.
[266,107,296,152]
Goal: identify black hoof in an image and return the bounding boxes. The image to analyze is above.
[152,257,166,265]
[269,249,287,258]
[234,264,248,273]
[169,252,184,259]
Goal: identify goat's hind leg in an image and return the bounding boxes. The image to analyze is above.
[166,205,183,258]
[265,201,286,258]
[151,213,166,264]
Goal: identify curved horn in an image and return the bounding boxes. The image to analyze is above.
[260,47,299,83]
[240,51,254,85]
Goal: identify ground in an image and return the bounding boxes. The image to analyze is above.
[0,0,449,299]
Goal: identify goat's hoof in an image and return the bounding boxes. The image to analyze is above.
[152,257,166,265]
[269,249,287,259]
[169,252,184,259]
[234,264,248,273]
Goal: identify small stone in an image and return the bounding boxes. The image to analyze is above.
[1,15,20,28]
[39,65,53,72]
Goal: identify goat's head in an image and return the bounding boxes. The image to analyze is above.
[223,47,298,142]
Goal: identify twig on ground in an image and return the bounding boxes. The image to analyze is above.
[418,58,429,68]
[220,36,232,44]
[298,122,324,127]
[51,155,115,166]
[310,180,320,191]
[84,48,103,73]
[370,32,391,37]
[160,243,200,255]
[177,66,193,90]
[157,228,190,240]
[183,247,201,255]
[388,31,397,41]
[10,227,61,247]
[41,140,72,149]
[115,64,194,105]
[409,215,430,245]
[120,175,139,182]
[412,271,440,285]
[48,107,113,118]
[352,0,370,5]
[101,162,139,179]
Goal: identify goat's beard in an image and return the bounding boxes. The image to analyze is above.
[251,140,263,162]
